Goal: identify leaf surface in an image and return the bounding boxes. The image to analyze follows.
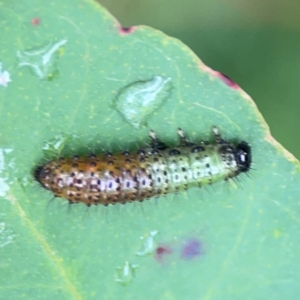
[0,1,299,299]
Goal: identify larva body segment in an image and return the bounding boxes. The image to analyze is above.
[34,128,251,206]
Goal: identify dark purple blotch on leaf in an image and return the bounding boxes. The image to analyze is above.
[181,238,202,260]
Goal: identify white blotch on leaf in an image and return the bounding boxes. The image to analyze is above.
[0,63,12,87]
[17,39,68,80]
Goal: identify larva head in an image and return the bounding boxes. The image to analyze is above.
[235,141,251,173]
[34,165,43,183]
[34,164,51,188]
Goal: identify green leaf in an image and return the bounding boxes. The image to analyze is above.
[0,0,299,299]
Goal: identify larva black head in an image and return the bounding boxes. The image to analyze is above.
[34,165,43,182]
[34,165,49,188]
[235,141,251,173]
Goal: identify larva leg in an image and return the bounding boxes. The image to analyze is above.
[212,126,225,144]
[149,130,167,150]
[177,128,194,146]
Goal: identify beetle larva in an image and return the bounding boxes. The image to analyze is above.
[34,127,251,206]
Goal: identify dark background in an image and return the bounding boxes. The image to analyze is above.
[98,0,300,159]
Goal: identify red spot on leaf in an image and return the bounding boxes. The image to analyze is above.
[31,18,40,26]
[216,72,239,89]
[154,245,173,263]
[119,26,135,35]
[200,65,239,89]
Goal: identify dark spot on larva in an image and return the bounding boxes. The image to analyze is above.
[90,162,96,167]
[169,149,180,155]
[123,151,129,156]
[125,159,131,163]
[152,150,159,155]
[206,163,210,168]
[158,177,161,183]
[89,154,96,159]
[137,149,145,156]
[175,174,179,180]
[140,157,145,162]
[126,181,130,188]
[106,152,112,157]
[97,179,101,185]
[72,163,78,168]
[109,182,113,189]
[154,157,159,162]
[163,171,167,176]
[182,167,186,172]
[108,160,114,165]
[192,146,205,153]
[91,172,94,177]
